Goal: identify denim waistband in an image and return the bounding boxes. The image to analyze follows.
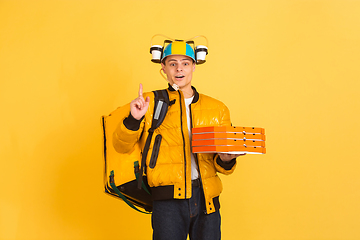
[191,178,201,187]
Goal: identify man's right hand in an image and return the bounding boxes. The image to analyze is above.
[130,83,150,120]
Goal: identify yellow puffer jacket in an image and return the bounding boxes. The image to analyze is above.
[113,86,237,214]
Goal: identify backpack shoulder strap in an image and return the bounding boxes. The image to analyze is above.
[151,89,169,129]
[137,89,170,189]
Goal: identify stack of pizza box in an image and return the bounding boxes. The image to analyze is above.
[192,126,266,154]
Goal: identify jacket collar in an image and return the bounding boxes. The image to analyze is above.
[167,84,199,103]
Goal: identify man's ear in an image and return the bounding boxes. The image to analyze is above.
[192,62,196,72]
[161,63,166,74]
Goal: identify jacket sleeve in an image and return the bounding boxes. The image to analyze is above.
[213,103,237,174]
[112,104,145,154]
[214,155,237,174]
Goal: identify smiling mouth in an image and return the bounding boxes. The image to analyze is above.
[175,75,185,79]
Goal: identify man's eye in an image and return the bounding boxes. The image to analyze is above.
[170,63,176,67]
[184,63,189,66]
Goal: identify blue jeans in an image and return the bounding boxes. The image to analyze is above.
[151,181,221,240]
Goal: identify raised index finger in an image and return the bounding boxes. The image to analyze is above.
[138,83,143,98]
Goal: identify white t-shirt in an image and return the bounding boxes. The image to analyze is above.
[185,96,199,180]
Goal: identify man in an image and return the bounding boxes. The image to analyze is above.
[113,40,245,240]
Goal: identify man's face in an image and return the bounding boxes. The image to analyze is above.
[161,55,195,91]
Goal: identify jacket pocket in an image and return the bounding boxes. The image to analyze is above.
[149,134,162,169]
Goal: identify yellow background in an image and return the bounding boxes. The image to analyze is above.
[1,0,360,239]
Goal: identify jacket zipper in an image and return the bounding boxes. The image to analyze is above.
[189,103,200,178]
[190,96,208,213]
[190,101,203,197]
[178,91,187,199]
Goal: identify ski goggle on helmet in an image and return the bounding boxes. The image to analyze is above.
[150,34,209,65]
